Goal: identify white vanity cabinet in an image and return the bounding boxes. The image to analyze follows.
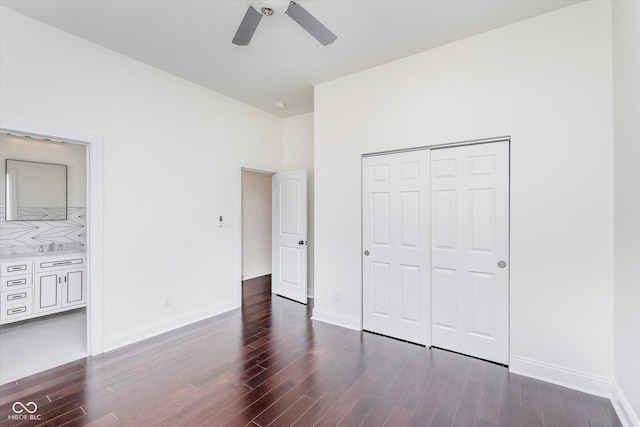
[0,253,86,324]
[34,255,86,313]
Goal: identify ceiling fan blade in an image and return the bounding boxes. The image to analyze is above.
[285,1,336,46]
[232,6,263,46]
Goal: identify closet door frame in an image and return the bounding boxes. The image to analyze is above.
[361,136,510,361]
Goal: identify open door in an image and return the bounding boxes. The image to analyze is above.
[272,169,307,304]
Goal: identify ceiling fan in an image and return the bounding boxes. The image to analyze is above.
[232,1,337,46]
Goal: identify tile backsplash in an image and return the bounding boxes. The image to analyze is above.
[0,206,86,257]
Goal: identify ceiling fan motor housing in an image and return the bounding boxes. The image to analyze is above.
[259,0,289,15]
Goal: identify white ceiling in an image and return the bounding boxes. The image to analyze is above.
[1,0,583,117]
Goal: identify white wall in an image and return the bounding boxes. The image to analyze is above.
[241,170,272,280]
[283,112,315,297]
[0,7,283,350]
[612,1,640,425]
[0,133,86,207]
[314,0,614,396]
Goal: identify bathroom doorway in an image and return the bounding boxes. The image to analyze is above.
[0,125,102,384]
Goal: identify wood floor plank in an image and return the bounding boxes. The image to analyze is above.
[0,276,622,427]
[268,395,316,426]
[521,399,544,427]
[77,413,118,427]
[247,348,338,425]
[439,357,471,407]
[405,355,455,426]
[560,387,592,427]
[429,402,457,427]
[477,391,500,424]
[360,358,415,427]
[497,372,522,427]
[539,381,568,427]
[384,406,414,427]
[451,359,487,427]
[521,376,542,404]
[291,381,348,426]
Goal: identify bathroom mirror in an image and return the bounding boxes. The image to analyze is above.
[5,159,67,221]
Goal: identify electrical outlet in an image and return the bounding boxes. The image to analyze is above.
[335,292,341,302]
[163,294,171,306]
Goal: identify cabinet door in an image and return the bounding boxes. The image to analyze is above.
[62,268,86,307]
[34,272,62,313]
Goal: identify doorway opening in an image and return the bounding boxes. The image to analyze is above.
[241,169,274,298]
[238,167,309,307]
[0,131,89,384]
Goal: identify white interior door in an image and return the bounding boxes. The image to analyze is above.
[272,169,307,304]
[431,141,510,365]
[362,150,431,345]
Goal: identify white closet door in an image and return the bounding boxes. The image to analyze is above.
[431,141,510,365]
[362,150,430,345]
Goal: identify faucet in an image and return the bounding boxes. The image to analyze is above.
[49,242,55,252]
[58,243,63,251]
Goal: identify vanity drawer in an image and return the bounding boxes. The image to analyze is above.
[0,259,34,277]
[1,289,33,321]
[0,274,32,292]
[35,255,86,272]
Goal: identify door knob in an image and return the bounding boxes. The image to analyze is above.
[498,261,507,268]
[364,250,370,256]
[298,240,304,245]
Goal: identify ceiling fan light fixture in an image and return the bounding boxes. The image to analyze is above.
[261,7,274,16]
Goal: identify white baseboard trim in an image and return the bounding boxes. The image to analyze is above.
[509,354,612,397]
[243,270,272,280]
[311,308,361,331]
[104,300,238,352]
[612,381,640,427]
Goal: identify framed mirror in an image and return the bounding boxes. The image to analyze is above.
[5,159,67,221]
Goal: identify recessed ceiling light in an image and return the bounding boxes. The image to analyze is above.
[275,101,286,109]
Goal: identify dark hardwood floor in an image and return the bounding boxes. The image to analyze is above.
[0,275,621,426]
